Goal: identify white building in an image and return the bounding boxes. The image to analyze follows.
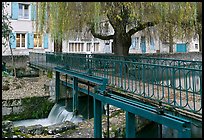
[2,2,112,56]
[2,2,199,56]
[129,27,200,54]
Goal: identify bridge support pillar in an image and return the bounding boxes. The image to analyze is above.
[178,127,191,138]
[126,111,136,138]
[94,98,102,138]
[73,77,78,115]
[55,71,60,103]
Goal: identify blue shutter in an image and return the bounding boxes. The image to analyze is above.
[26,33,29,48]
[176,44,187,52]
[43,34,48,49]
[28,33,34,48]
[11,2,18,20]
[140,36,146,53]
[9,32,16,49]
[150,37,155,50]
[131,38,136,49]
[31,3,36,21]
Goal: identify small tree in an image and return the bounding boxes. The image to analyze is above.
[2,2,16,77]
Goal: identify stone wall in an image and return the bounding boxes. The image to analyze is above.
[2,55,30,69]
[2,96,54,118]
[2,99,23,116]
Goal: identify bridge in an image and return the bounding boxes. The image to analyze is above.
[28,52,202,138]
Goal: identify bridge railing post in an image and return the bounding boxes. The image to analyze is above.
[73,77,78,115]
[94,98,102,138]
[126,111,136,138]
[55,71,60,103]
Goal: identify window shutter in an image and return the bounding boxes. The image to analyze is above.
[28,33,34,48]
[26,33,29,48]
[43,34,48,49]
[11,2,18,20]
[9,32,16,49]
[31,3,36,21]
[150,37,155,50]
[135,37,138,49]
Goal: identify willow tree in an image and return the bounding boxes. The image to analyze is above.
[154,2,202,53]
[35,2,200,55]
[197,2,202,52]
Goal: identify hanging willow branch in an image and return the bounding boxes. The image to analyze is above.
[34,2,200,44]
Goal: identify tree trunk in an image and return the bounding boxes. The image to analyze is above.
[9,42,16,78]
[198,30,202,52]
[112,31,131,75]
[169,25,174,53]
[54,39,62,52]
[112,32,131,56]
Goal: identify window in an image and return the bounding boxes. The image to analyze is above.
[94,43,99,52]
[105,22,109,33]
[80,43,84,52]
[16,33,26,48]
[195,44,198,49]
[69,42,84,52]
[34,34,42,48]
[18,3,30,19]
[87,43,91,51]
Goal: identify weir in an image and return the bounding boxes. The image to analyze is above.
[13,103,83,127]
[28,52,202,138]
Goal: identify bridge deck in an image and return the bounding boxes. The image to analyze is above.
[28,53,202,123]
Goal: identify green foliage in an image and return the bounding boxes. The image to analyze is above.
[47,71,53,78]
[2,2,13,47]
[2,71,10,77]
[35,2,201,54]
[36,2,200,37]
[3,96,54,121]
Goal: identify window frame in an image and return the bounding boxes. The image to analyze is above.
[18,3,30,20]
[195,44,198,49]
[34,33,43,48]
[16,33,26,49]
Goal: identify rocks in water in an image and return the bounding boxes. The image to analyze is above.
[27,124,44,135]
[2,120,14,138]
[18,126,28,134]
[2,120,77,138]
[47,121,76,135]
[2,120,13,131]
[12,135,18,138]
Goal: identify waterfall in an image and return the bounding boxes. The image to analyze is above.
[13,103,83,127]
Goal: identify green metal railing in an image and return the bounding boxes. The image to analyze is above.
[29,52,202,115]
[45,52,202,69]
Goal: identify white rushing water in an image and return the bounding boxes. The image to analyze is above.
[13,104,83,127]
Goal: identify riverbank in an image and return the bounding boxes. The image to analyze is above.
[2,75,132,138]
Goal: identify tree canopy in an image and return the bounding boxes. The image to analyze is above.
[2,2,13,47]
[35,2,201,55]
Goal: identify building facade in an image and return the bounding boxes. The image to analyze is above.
[2,2,112,56]
[3,2,199,56]
[3,2,50,56]
[129,27,200,54]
